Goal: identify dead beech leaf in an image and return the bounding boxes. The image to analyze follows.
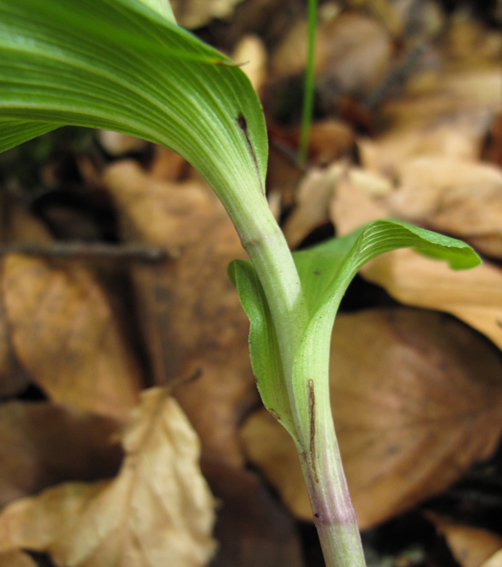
[427,513,502,567]
[284,164,390,248]
[232,35,267,95]
[103,161,304,567]
[103,161,256,468]
[241,309,502,529]
[384,157,502,259]
[0,388,216,567]
[2,254,142,418]
[271,11,392,99]
[170,0,243,28]
[483,550,502,567]
[0,551,37,567]
[0,401,122,508]
[330,175,502,351]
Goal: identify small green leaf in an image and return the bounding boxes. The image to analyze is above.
[228,260,296,437]
[290,220,482,432]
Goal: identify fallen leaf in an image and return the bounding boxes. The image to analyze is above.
[103,160,303,567]
[271,11,392,99]
[482,550,502,567]
[232,35,267,95]
[103,161,256,468]
[0,388,216,567]
[2,254,142,418]
[97,131,148,156]
[427,513,502,567]
[241,309,502,529]
[330,174,502,351]
[170,0,244,28]
[283,163,391,248]
[382,157,502,259]
[0,551,37,567]
[0,401,122,508]
[206,462,303,567]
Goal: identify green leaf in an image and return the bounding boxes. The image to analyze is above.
[0,0,267,211]
[290,220,482,434]
[228,260,297,437]
[138,0,175,20]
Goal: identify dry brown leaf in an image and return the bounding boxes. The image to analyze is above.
[170,0,243,28]
[102,161,305,566]
[97,131,148,156]
[359,19,502,173]
[271,11,392,99]
[330,174,502,351]
[103,161,255,468]
[383,157,502,258]
[0,401,122,508]
[2,254,142,418]
[0,551,37,567]
[206,462,304,567]
[241,309,502,529]
[428,513,502,567]
[483,550,502,567]
[284,164,390,248]
[283,164,343,248]
[232,35,267,95]
[0,388,216,567]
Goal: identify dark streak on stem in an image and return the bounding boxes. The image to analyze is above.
[308,379,319,483]
[236,113,265,195]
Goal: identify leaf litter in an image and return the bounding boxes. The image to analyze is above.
[1,1,502,566]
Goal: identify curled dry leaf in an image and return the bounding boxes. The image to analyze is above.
[0,401,122,508]
[331,175,502,351]
[0,388,216,567]
[0,551,37,567]
[1,254,142,418]
[427,513,502,567]
[241,309,502,529]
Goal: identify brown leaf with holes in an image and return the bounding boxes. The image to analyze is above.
[0,388,216,567]
[0,401,122,508]
[241,309,502,529]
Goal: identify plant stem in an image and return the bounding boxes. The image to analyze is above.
[297,0,317,166]
[301,378,366,567]
[234,193,309,381]
[231,196,366,567]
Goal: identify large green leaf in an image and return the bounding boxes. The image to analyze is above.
[0,0,267,214]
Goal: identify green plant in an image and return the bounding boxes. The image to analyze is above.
[0,0,481,565]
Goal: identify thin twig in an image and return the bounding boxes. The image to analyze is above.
[0,242,174,262]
